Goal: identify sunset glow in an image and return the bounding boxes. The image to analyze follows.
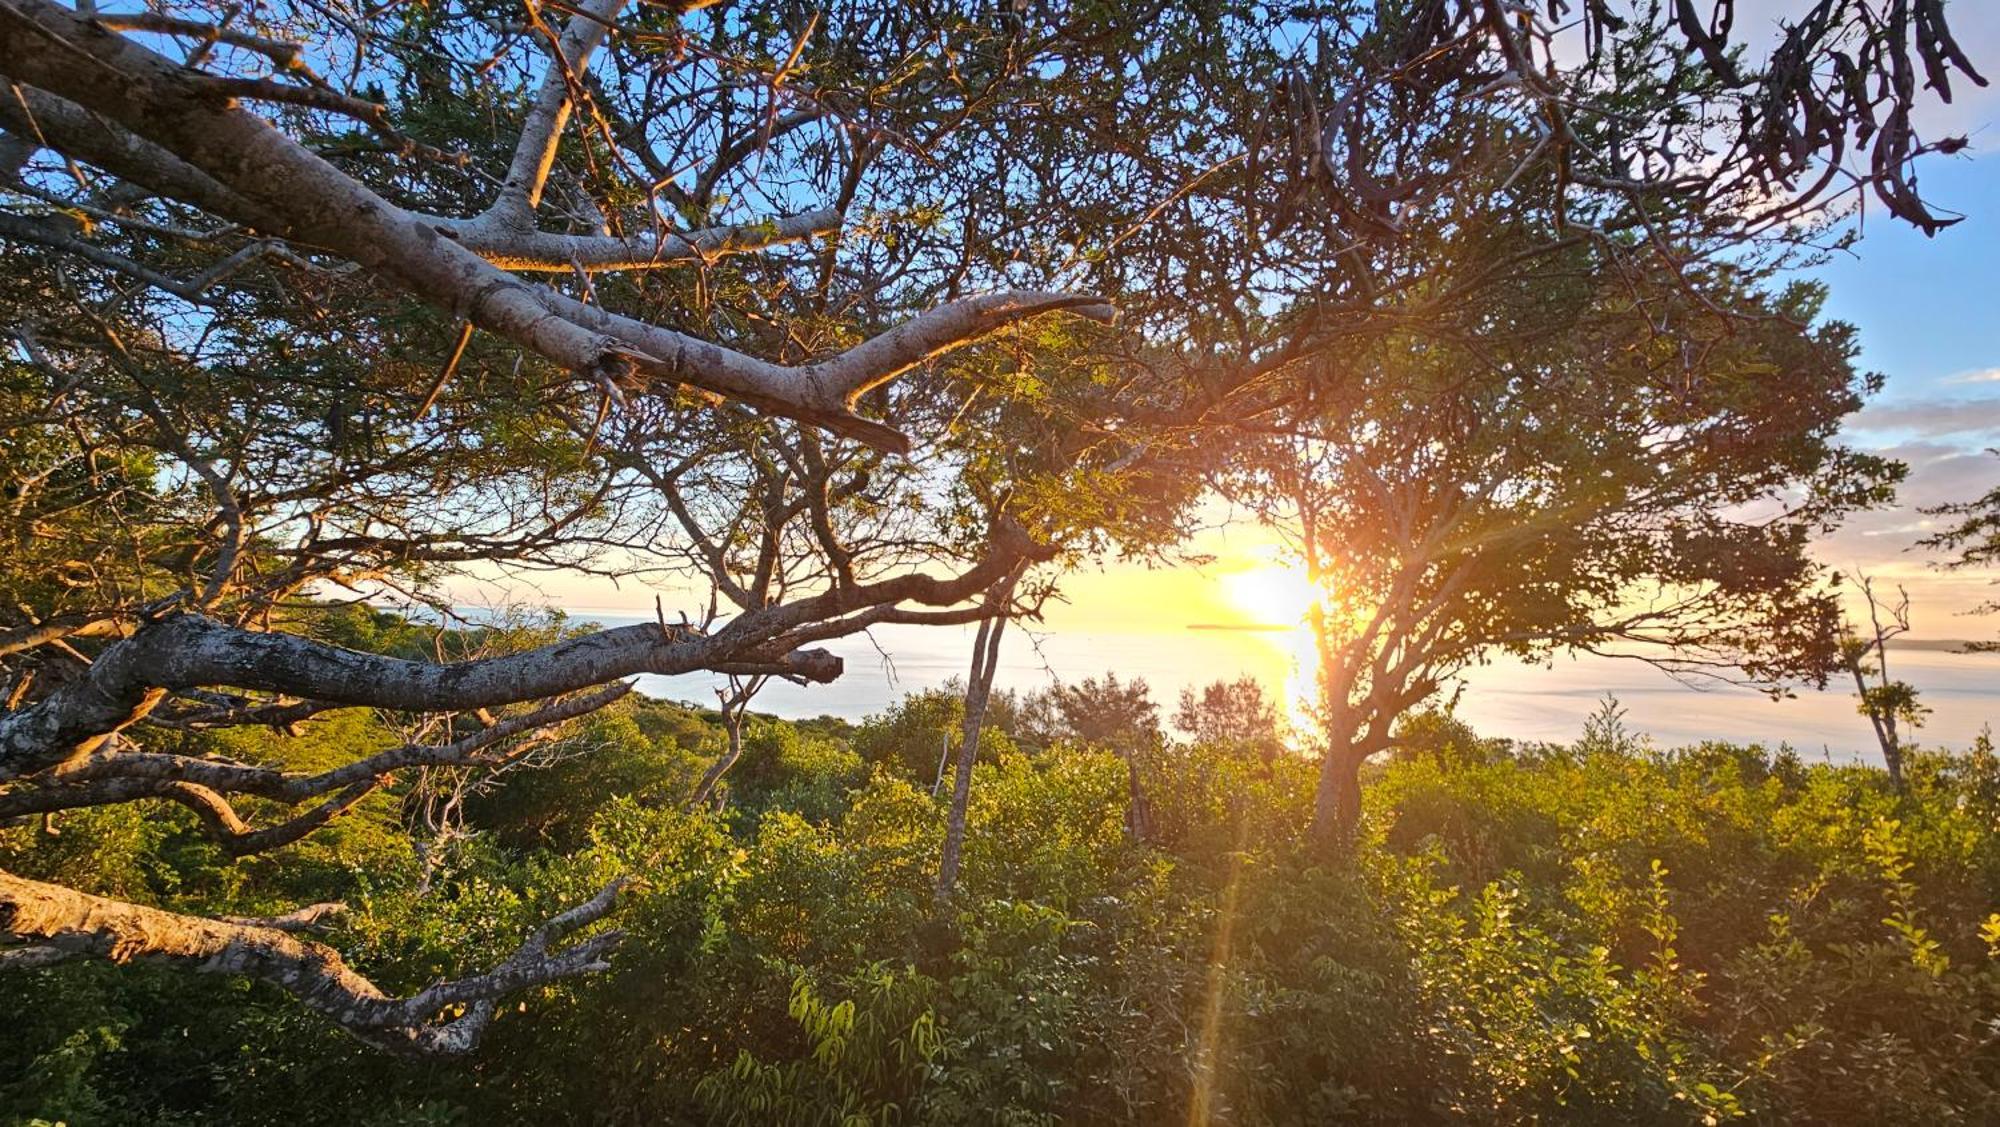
[1221,561,1321,630]
[12,0,2000,1115]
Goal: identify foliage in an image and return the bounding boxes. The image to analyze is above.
[8,688,2000,1124]
[1174,678,1286,763]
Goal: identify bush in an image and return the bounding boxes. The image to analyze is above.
[8,698,2000,1124]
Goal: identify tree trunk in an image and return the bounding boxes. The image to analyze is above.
[686,677,760,810]
[1124,750,1151,841]
[1846,657,1907,791]
[686,713,744,809]
[1310,745,1364,851]
[935,586,1013,904]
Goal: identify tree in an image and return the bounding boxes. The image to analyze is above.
[1840,575,1928,788]
[980,0,1977,847]
[1172,676,1285,763]
[1045,674,1163,754]
[0,0,1119,450]
[1209,270,1900,846]
[1041,673,1161,838]
[855,687,967,785]
[0,0,1115,1052]
[1391,708,1490,770]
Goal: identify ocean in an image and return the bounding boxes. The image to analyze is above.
[567,612,2000,765]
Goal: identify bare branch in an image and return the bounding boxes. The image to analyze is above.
[440,206,839,272]
[0,868,625,1055]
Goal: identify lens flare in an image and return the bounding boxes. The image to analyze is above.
[1220,562,1318,629]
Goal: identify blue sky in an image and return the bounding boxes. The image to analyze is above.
[1738,4,1998,635]
[1812,142,2000,632]
[1820,152,2000,384]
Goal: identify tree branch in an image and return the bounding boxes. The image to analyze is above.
[0,613,833,782]
[437,206,839,272]
[0,868,625,1055]
[0,0,1111,452]
[488,0,630,222]
[7,685,631,817]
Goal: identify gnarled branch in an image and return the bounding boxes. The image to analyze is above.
[0,869,625,1055]
[0,0,1111,452]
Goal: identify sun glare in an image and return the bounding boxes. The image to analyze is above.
[1222,563,1320,629]
[1216,561,1326,743]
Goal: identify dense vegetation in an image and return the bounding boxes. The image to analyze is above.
[7,617,1997,1124]
[3,0,1995,1120]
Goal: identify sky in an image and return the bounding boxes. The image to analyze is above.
[1760,2,2000,635]
[476,5,2000,745]
[1810,148,2000,635]
[1075,5,2000,643]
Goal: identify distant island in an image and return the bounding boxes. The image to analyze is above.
[1188,622,1295,633]
[1894,638,1990,653]
[1184,623,1989,649]
[1183,625,1991,650]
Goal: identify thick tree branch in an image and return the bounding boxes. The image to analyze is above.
[437,206,839,272]
[0,0,1110,452]
[0,869,625,1055]
[541,287,1116,451]
[0,519,1043,785]
[0,613,832,782]
[0,85,284,230]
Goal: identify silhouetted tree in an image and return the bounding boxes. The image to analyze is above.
[1173,677,1286,764]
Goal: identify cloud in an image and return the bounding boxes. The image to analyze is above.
[1848,397,2000,439]
[1815,445,2000,569]
[1944,368,2000,386]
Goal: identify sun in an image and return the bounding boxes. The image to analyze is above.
[1222,561,1321,629]
[1217,558,1325,742]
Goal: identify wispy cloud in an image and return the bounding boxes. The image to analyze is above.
[1815,444,2000,570]
[1943,368,2000,386]
[1849,396,2000,439]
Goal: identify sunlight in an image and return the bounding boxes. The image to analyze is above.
[1221,561,1320,629]
[1217,561,1326,745]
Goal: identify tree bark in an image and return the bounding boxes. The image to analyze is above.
[1311,745,1365,851]
[934,576,1016,903]
[0,869,624,1055]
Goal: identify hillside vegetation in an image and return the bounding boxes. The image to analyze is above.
[7,649,1997,1125]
